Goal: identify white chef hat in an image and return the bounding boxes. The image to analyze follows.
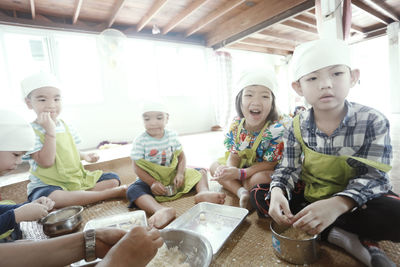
[21,71,62,98]
[290,38,352,82]
[235,68,277,96]
[0,109,35,151]
[141,100,168,114]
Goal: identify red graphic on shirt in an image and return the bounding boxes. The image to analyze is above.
[149,149,158,157]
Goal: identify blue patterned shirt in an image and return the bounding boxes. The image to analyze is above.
[270,101,393,206]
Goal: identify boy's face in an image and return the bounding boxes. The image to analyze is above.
[241,85,273,130]
[292,65,359,112]
[0,151,25,176]
[25,86,62,121]
[143,111,168,139]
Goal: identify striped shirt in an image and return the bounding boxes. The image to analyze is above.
[271,101,393,206]
[23,120,81,195]
[131,129,182,166]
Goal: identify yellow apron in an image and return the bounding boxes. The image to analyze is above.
[30,121,102,191]
[0,200,17,238]
[219,119,270,168]
[293,115,391,203]
[135,150,201,202]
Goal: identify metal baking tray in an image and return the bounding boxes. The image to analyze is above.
[71,210,147,267]
[165,202,248,256]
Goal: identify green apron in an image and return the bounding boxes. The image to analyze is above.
[0,200,16,238]
[219,119,270,168]
[30,121,102,191]
[135,150,202,202]
[293,115,391,203]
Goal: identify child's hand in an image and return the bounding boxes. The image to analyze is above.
[211,166,239,181]
[292,196,354,235]
[14,203,50,223]
[36,112,56,134]
[268,187,293,225]
[82,152,100,163]
[150,181,166,196]
[32,196,55,211]
[174,173,184,189]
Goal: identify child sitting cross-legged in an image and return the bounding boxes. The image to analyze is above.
[21,72,127,208]
[127,101,226,229]
[266,39,400,267]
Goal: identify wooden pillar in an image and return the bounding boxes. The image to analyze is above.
[387,22,400,113]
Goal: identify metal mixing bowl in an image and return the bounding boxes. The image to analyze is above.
[160,229,213,267]
[39,206,83,237]
[270,221,320,265]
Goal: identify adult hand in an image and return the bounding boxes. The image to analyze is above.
[82,153,100,163]
[292,196,354,235]
[211,166,239,181]
[36,112,56,135]
[150,182,166,196]
[98,226,163,267]
[173,173,184,189]
[268,187,293,225]
[32,197,55,211]
[95,228,127,259]
[14,203,49,223]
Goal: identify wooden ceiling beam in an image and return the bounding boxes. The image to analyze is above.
[366,0,399,21]
[185,0,245,37]
[227,42,291,56]
[258,29,304,42]
[207,0,314,48]
[241,37,295,51]
[72,0,83,25]
[292,14,316,26]
[107,0,126,28]
[352,0,392,25]
[137,0,169,32]
[281,20,318,34]
[30,0,35,19]
[162,0,210,35]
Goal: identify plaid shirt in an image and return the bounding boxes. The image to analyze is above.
[270,101,393,206]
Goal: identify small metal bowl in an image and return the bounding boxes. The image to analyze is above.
[39,206,83,237]
[270,221,320,265]
[164,184,177,196]
[160,229,213,267]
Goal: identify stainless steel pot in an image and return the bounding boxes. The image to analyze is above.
[39,206,83,237]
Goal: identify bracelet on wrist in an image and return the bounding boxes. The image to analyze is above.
[84,229,96,262]
[238,168,247,181]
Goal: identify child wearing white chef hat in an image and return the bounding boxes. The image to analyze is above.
[127,100,226,229]
[21,72,127,209]
[210,68,290,210]
[0,109,54,241]
[267,39,399,267]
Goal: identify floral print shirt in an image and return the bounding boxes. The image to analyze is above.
[224,115,290,163]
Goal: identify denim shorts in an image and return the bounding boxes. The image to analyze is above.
[28,172,120,201]
[126,179,153,208]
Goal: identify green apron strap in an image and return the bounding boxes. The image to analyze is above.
[236,118,271,152]
[235,118,246,143]
[293,115,306,147]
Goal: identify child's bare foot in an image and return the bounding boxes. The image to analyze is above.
[148,207,176,229]
[194,191,226,204]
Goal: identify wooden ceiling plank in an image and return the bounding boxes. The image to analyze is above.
[227,42,291,56]
[292,14,316,26]
[137,0,169,32]
[185,0,245,37]
[352,0,392,25]
[30,0,35,19]
[72,0,83,25]
[366,0,400,21]
[207,0,314,48]
[241,37,295,50]
[351,24,365,34]
[281,20,318,34]
[258,29,304,42]
[162,0,210,35]
[36,14,52,23]
[107,0,127,28]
